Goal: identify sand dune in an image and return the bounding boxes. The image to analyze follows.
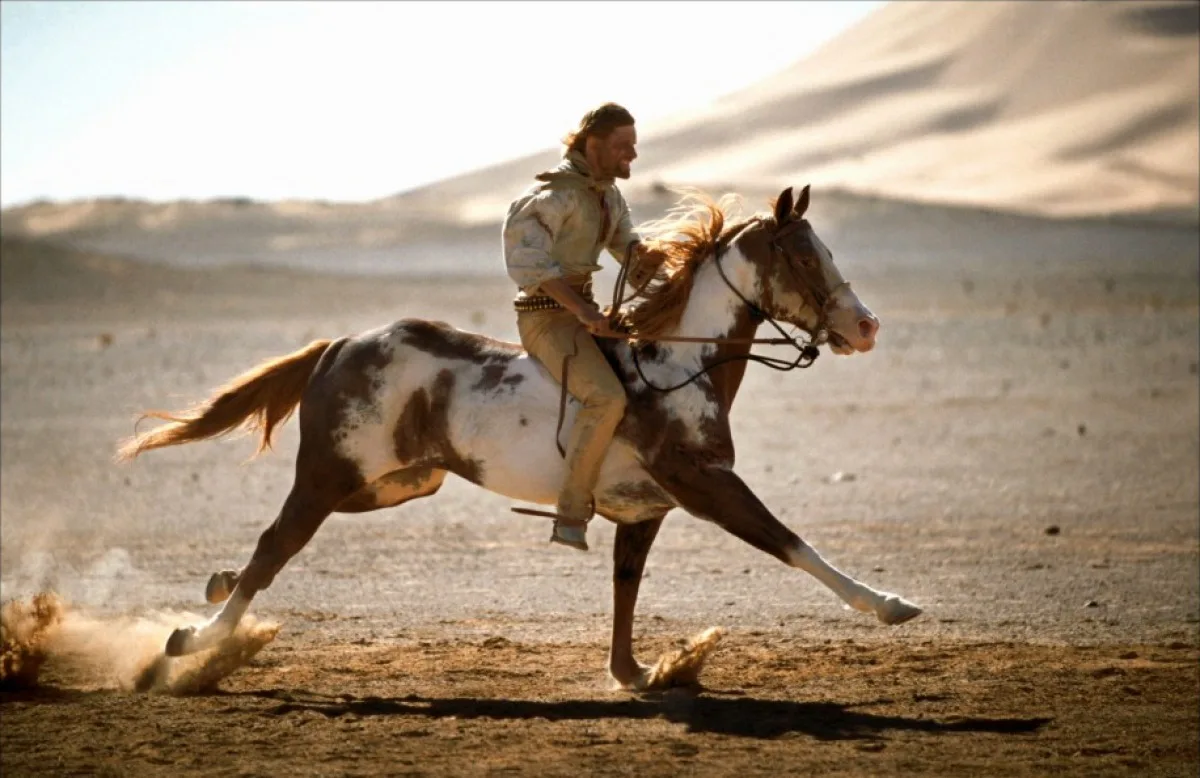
[417,0,1198,224]
[0,1,1195,268]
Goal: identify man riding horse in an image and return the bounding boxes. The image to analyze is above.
[118,116,923,681]
[504,103,665,552]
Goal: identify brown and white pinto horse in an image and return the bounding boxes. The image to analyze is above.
[118,186,922,689]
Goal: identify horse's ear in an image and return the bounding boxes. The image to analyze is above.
[794,185,811,218]
[774,187,794,223]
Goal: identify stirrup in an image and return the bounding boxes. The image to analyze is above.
[549,520,589,552]
[510,506,592,552]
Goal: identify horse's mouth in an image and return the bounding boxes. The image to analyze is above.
[827,331,853,354]
[827,330,874,355]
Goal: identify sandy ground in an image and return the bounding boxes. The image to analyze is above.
[1,200,1198,775]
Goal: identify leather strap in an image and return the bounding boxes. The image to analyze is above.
[510,506,590,528]
[555,351,571,458]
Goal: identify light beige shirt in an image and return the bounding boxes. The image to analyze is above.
[503,150,641,295]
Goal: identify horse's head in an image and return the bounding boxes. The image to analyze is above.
[743,186,879,355]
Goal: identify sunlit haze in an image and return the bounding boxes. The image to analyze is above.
[0,0,881,206]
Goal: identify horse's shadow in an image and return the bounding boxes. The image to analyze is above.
[243,688,1051,741]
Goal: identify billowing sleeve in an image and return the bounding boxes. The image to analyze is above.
[503,187,573,291]
[606,189,642,262]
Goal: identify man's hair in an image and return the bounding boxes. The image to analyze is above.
[563,102,635,154]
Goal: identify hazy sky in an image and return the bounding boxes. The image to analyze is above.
[0,1,882,206]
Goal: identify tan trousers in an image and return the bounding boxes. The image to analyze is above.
[517,309,628,522]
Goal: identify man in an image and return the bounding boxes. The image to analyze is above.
[503,102,663,552]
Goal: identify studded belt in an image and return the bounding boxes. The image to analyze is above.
[513,281,594,313]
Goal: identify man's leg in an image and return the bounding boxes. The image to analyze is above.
[518,311,627,550]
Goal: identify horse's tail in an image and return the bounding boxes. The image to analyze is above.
[115,339,334,462]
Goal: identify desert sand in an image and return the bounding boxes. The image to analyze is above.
[2,190,1198,775]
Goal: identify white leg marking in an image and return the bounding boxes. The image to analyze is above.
[167,590,253,656]
[786,543,922,625]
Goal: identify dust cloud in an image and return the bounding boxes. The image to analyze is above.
[1,592,278,694]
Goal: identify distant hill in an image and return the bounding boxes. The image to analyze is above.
[2,1,1195,269]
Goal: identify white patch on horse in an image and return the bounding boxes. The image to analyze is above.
[625,247,760,444]
[454,355,569,503]
[335,332,442,482]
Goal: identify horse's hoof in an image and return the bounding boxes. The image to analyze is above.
[205,570,240,604]
[877,595,923,626]
[608,662,652,691]
[165,626,195,657]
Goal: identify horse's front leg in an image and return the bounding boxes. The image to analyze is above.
[650,462,921,626]
[608,516,665,688]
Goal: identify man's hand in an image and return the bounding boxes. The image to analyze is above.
[636,243,668,268]
[579,306,623,338]
[535,278,624,337]
[626,242,668,291]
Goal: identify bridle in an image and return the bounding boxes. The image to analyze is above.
[611,216,848,393]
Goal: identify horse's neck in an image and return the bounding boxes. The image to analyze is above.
[669,244,756,344]
[666,244,760,410]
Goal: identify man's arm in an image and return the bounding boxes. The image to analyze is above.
[504,189,621,337]
[538,279,622,338]
[625,242,667,291]
[503,189,571,291]
[607,192,665,292]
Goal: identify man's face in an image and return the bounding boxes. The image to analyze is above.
[589,124,638,180]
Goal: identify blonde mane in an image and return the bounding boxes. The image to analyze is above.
[622,190,764,339]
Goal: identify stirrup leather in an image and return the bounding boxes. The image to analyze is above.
[510,506,593,528]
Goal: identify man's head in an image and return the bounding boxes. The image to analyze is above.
[564,102,638,181]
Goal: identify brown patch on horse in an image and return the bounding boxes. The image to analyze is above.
[115,339,334,461]
[320,337,392,443]
[472,363,525,393]
[604,480,673,508]
[394,369,484,484]
[473,364,507,392]
[335,467,446,513]
[398,319,519,364]
[286,337,381,501]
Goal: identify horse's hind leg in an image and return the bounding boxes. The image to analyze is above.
[165,473,350,656]
[200,468,448,606]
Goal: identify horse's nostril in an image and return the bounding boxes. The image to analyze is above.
[859,318,878,340]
